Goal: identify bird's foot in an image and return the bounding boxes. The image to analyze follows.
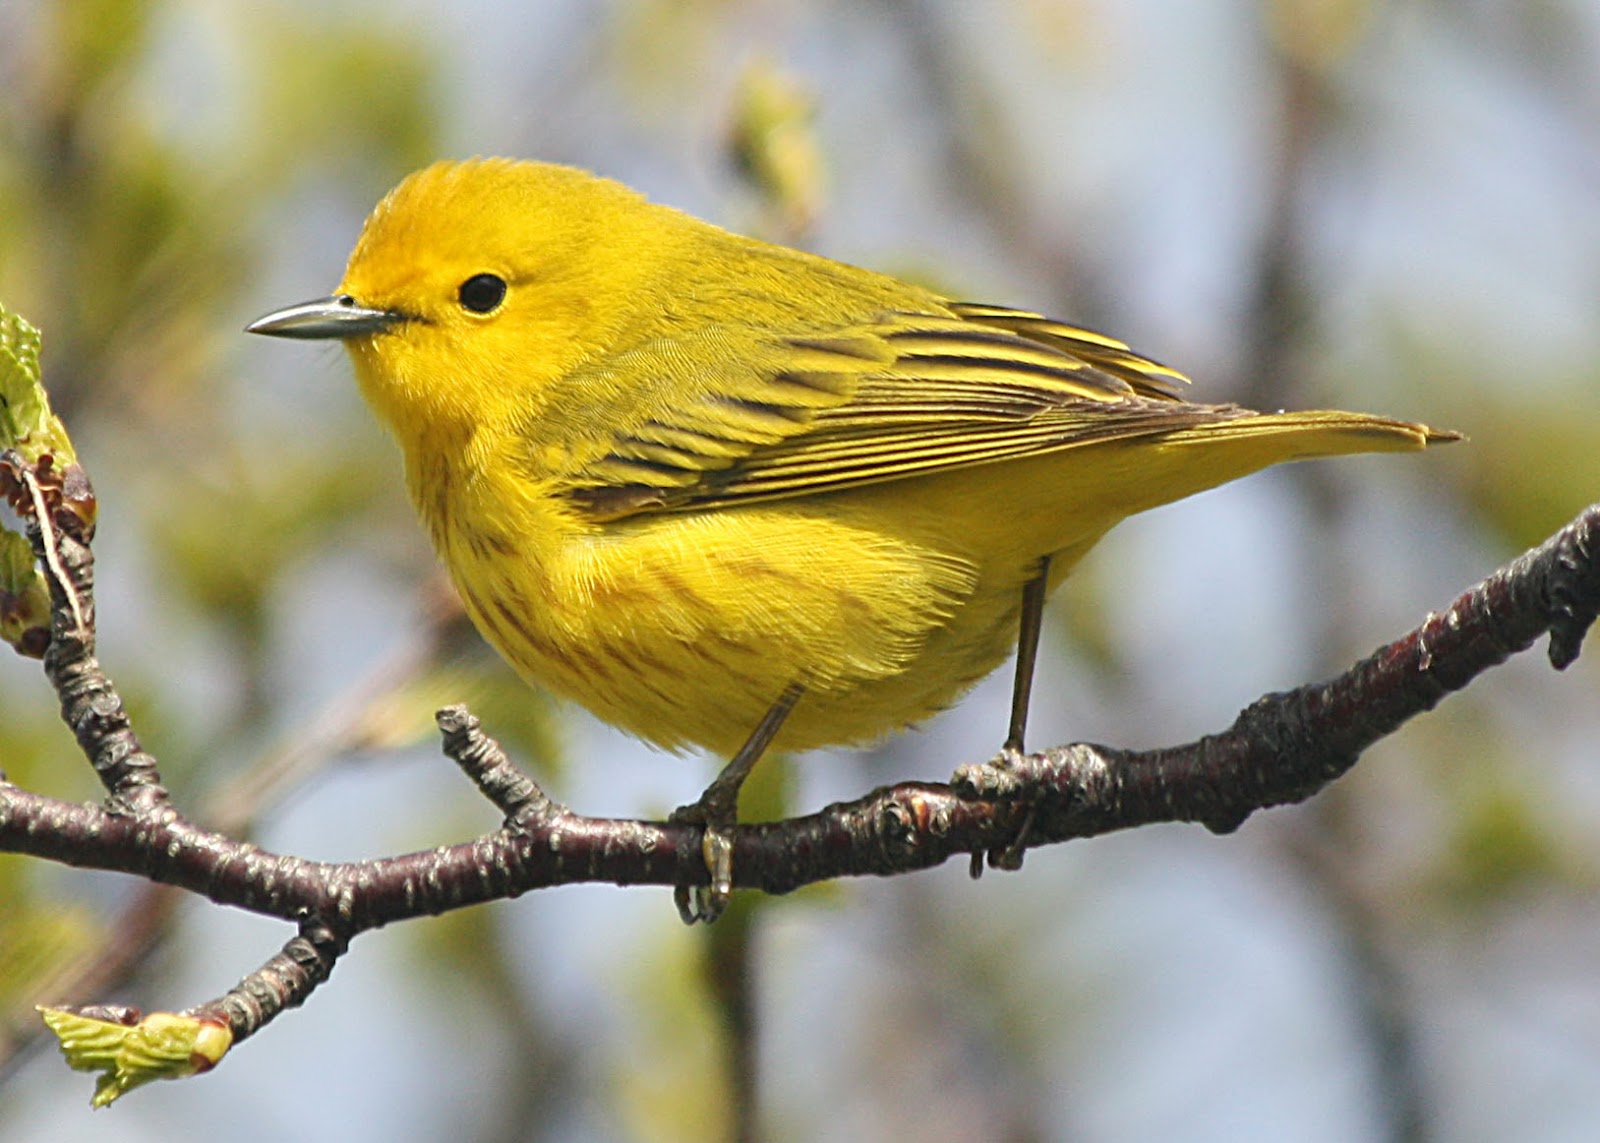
[953,743,1038,877]
[669,685,803,924]
[669,790,738,925]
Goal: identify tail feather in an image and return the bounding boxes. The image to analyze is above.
[1045,407,1462,532]
[1160,409,1461,459]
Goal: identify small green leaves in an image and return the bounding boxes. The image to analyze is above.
[0,528,51,657]
[0,302,94,655]
[38,1006,233,1107]
[0,305,67,654]
[0,306,74,468]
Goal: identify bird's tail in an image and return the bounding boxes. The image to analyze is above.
[1052,407,1461,537]
[1158,409,1461,459]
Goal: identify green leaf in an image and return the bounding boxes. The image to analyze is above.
[39,1006,232,1107]
[0,306,75,467]
[0,304,75,655]
[0,528,50,657]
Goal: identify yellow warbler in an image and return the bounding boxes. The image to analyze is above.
[249,158,1456,918]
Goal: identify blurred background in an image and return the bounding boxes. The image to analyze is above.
[2,1,1599,1140]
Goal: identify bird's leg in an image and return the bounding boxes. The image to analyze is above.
[671,682,804,924]
[1005,556,1051,758]
[969,556,1051,877]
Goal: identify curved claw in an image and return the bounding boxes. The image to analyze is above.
[670,684,803,924]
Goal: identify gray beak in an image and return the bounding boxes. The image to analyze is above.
[245,295,402,340]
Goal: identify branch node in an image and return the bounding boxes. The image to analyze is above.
[435,704,563,825]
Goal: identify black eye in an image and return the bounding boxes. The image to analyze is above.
[458,273,507,314]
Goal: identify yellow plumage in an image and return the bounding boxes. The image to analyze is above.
[251,157,1454,762]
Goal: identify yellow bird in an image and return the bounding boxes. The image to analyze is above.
[249,158,1455,920]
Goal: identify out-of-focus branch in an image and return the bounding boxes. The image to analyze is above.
[1232,21,1431,1141]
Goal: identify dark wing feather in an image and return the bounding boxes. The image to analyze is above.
[565,304,1233,521]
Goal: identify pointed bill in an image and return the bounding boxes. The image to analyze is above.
[246,295,401,340]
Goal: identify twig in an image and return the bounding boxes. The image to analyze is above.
[197,920,348,1046]
[19,465,165,813]
[21,466,84,636]
[4,482,1596,1067]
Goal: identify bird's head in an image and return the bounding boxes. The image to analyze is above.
[248,157,684,445]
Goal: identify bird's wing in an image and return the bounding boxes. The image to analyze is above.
[561,303,1246,521]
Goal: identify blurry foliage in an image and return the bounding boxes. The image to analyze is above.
[404,903,576,1132]
[392,635,567,784]
[617,921,733,1143]
[0,0,451,1072]
[1371,703,1586,914]
[1457,396,1600,552]
[611,0,742,107]
[148,450,388,660]
[1384,320,1600,551]
[0,2,438,418]
[726,58,826,241]
[1434,782,1576,909]
[1050,550,1127,679]
[244,16,440,185]
[0,700,106,1065]
[1266,0,1376,71]
[0,896,104,1062]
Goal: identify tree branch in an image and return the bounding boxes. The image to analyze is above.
[3,446,1596,1084]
